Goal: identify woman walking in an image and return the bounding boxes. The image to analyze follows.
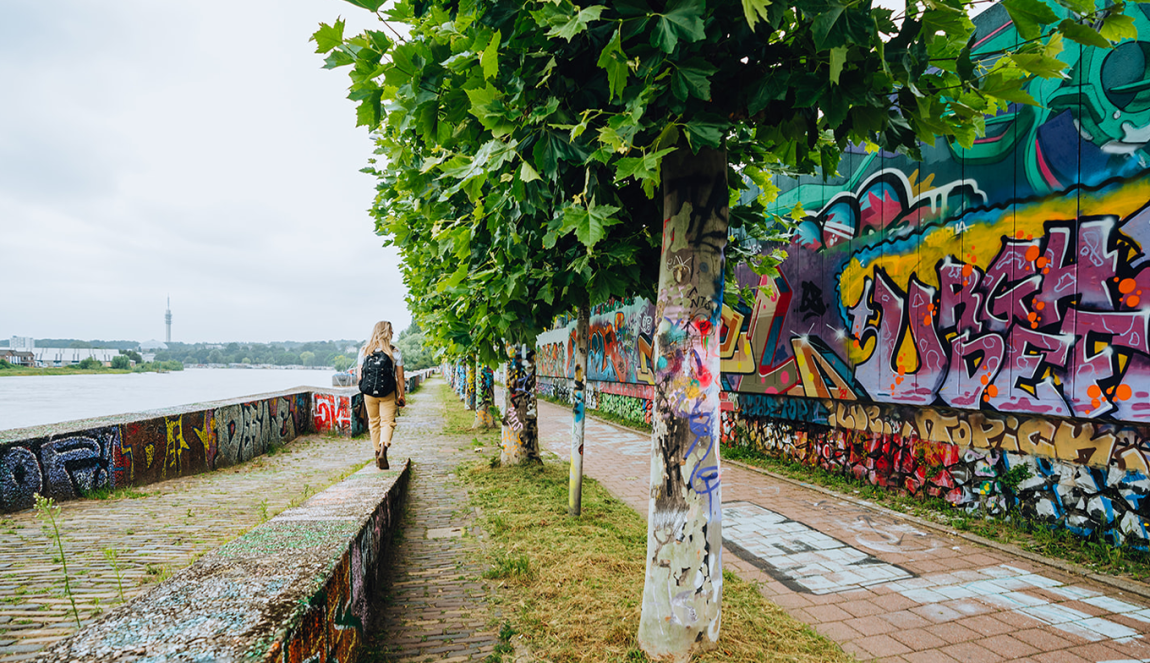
[357,321,405,469]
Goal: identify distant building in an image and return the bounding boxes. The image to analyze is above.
[166,296,172,344]
[33,348,123,367]
[9,336,34,350]
[139,339,168,351]
[0,350,34,366]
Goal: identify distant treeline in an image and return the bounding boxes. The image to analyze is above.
[2,325,435,371]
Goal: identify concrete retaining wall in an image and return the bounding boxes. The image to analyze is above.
[0,389,314,513]
[0,371,438,514]
[34,460,410,662]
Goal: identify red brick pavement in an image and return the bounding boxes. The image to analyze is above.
[535,398,1150,663]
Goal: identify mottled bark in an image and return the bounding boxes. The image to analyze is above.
[568,304,590,516]
[465,361,476,411]
[638,147,727,661]
[500,344,540,465]
[474,365,497,429]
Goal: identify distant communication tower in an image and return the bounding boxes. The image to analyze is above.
[165,296,172,343]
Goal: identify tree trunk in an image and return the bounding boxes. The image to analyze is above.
[637,147,728,661]
[568,303,590,516]
[475,364,496,429]
[466,360,476,411]
[501,344,540,465]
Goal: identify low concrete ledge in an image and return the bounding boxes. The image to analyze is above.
[35,460,411,663]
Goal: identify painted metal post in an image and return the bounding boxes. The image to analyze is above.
[637,147,727,661]
[569,304,590,516]
[475,364,497,428]
[500,344,540,465]
[466,361,477,411]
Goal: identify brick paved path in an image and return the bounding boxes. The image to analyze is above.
[535,398,1150,663]
[0,430,376,661]
[361,380,502,662]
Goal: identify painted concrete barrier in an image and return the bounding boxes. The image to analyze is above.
[0,385,382,514]
[35,460,410,662]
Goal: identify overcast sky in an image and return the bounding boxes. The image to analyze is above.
[0,1,408,344]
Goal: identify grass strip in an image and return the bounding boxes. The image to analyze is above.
[439,385,851,663]
[725,445,1150,585]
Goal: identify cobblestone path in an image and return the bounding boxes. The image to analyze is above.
[0,429,376,661]
[362,379,502,663]
[535,399,1150,663]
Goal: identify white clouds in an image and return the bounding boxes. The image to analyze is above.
[0,0,409,343]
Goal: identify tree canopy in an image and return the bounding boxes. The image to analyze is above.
[317,0,1137,362]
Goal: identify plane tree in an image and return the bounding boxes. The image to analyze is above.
[316,0,1134,657]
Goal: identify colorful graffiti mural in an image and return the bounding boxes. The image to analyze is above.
[529,3,1150,546]
[0,391,313,513]
[311,391,367,438]
[535,298,657,384]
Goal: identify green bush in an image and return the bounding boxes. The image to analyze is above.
[77,357,102,369]
[111,356,131,370]
[0,359,12,370]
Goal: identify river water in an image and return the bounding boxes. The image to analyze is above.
[0,368,342,432]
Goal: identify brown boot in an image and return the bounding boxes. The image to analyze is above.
[375,448,383,469]
[380,446,390,470]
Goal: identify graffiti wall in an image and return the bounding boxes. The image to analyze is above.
[0,391,313,513]
[311,389,366,438]
[535,298,658,384]
[721,2,1150,544]
[530,4,1150,545]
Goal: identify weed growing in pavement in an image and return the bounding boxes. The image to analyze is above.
[144,563,171,584]
[33,494,81,628]
[726,443,1150,582]
[103,548,126,603]
[80,485,149,500]
[257,499,270,523]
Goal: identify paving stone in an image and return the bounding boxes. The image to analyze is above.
[360,384,500,662]
[532,397,1150,661]
[0,425,377,660]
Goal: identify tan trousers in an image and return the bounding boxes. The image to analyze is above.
[364,393,397,454]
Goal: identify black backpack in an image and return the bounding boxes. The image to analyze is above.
[359,351,397,398]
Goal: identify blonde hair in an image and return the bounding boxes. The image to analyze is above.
[362,321,396,360]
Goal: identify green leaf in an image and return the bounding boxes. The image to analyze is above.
[344,0,386,11]
[742,0,772,32]
[652,0,706,53]
[597,29,630,102]
[539,3,606,41]
[519,160,542,183]
[1100,13,1138,42]
[956,45,974,82]
[356,90,382,128]
[366,30,392,54]
[1000,0,1058,41]
[829,47,846,85]
[812,4,846,50]
[481,30,501,80]
[323,49,355,69]
[465,84,517,137]
[561,203,621,249]
[613,146,676,183]
[672,58,718,101]
[1054,0,1095,15]
[1058,19,1111,49]
[312,19,346,54]
[685,114,728,150]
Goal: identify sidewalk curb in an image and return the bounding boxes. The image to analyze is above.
[725,457,1150,601]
